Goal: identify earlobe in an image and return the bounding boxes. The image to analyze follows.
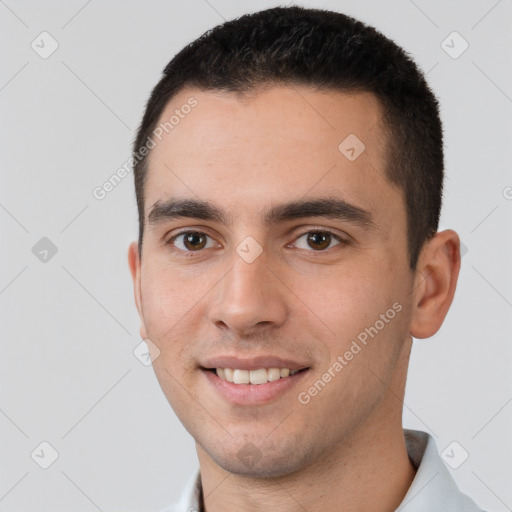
[128,241,147,339]
[409,230,461,339]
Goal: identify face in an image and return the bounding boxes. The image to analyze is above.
[129,86,418,477]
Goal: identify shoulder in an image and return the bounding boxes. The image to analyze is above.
[400,429,486,512]
[158,470,201,512]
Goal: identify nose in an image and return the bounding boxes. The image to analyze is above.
[207,249,288,337]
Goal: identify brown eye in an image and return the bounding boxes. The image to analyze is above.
[306,231,333,250]
[292,230,342,251]
[169,231,215,253]
[183,232,207,250]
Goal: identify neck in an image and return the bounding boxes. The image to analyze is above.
[197,341,416,512]
[198,426,415,512]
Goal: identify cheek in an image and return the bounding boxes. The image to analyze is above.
[292,257,411,389]
[292,262,396,341]
[140,267,203,409]
[139,260,224,377]
[293,269,410,423]
[139,261,198,348]
[140,282,180,341]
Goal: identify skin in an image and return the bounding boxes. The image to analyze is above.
[128,85,461,511]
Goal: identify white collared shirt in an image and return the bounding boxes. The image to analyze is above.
[161,429,485,512]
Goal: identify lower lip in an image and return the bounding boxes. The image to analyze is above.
[202,369,310,405]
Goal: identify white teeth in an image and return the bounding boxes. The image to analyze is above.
[214,367,304,384]
[249,368,268,384]
[267,368,281,381]
[233,369,250,384]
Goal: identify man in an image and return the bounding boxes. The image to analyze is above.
[128,6,485,512]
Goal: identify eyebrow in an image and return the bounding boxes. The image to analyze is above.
[147,196,375,229]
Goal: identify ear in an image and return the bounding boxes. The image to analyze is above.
[409,229,461,339]
[128,241,147,340]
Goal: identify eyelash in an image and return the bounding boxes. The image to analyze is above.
[165,228,350,257]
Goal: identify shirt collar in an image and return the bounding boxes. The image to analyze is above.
[165,429,484,512]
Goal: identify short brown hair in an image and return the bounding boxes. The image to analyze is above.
[133,6,443,269]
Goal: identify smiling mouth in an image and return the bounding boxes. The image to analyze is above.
[203,367,309,385]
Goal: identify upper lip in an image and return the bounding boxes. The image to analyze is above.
[201,355,310,371]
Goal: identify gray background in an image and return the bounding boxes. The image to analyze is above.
[1,0,511,510]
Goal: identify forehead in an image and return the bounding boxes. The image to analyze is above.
[144,85,402,229]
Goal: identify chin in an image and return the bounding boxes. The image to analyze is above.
[203,439,311,479]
